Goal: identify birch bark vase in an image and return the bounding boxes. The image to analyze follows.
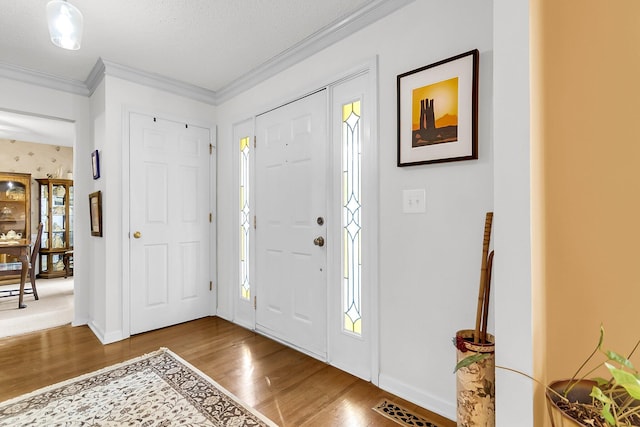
[456,329,495,427]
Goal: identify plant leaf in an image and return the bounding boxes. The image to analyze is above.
[593,377,609,386]
[590,386,612,404]
[601,402,615,426]
[598,325,605,350]
[606,350,635,370]
[606,363,640,400]
[454,353,490,373]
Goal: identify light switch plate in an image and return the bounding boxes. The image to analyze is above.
[403,189,426,213]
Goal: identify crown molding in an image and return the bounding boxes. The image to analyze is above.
[214,0,415,103]
[84,58,106,95]
[86,59,218,105]
[0,61,89,96]
[0,0,414,105]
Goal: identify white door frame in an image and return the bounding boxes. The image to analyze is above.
[121,107,217,339]
[231,58,380,384]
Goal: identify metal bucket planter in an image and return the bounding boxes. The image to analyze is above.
[455,329,495,427]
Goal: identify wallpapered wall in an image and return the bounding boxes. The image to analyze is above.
[0,138,73,238]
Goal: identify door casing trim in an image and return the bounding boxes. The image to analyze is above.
[230,57,380,385]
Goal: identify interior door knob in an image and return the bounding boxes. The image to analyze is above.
[313,236,325,247]
[133,231,142,239]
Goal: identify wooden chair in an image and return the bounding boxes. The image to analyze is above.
[0,223,43,303]
[63,250,73,278]
[27,223,44,300]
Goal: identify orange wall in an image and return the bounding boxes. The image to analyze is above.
[533,0,640,424]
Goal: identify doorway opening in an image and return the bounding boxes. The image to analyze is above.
[0,111,76,338]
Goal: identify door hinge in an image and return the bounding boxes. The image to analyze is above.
[210,281,213,291]
[209,212,213,223]
[254,296,257,310]
[254,135,256,148]
[253,215,256,229]
[209,143,213,154]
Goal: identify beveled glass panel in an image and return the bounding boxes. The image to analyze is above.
[240,136,251,300]
[342,101,362,335]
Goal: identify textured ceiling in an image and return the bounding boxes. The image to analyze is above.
[1,0,394,146]
[0,0,373,92]
[1,0,420,148]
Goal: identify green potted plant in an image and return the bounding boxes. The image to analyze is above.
[455,326,640,426]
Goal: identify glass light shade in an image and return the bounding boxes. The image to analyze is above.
[47,0,83,50]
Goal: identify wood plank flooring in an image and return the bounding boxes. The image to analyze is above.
[0,316,455,427]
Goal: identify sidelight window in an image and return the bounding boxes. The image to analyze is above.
[239,136,251,300]
[342,101,362,335]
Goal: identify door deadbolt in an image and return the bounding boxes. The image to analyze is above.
[317,216,324,226]
[313,236,325,247]
[133,231,142,239]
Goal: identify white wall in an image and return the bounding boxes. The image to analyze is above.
[88,80,107,337]
[86,75,217,343]
[216,1,494,419]
[0,76,92,326]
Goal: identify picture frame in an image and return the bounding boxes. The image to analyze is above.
[91,149,100,179]
[397,49,479,166]
[89,191,102,237]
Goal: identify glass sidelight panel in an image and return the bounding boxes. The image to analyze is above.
[239,136,251,300]
[342,101,362,335]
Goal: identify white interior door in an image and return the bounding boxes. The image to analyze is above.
[255,90,328,358]
[129,112,212,335]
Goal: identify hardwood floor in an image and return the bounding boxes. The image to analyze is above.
[0,317,455,426]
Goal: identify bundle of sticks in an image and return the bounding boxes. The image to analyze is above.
[474,212,494,344]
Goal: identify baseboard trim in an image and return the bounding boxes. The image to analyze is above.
[71,316,88,327]
[378,373,456,422]
[88,320,125,345]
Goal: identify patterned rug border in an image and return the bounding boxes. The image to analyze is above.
[0,347,278,427]
[162,348,278,426]
[372,399,442,427]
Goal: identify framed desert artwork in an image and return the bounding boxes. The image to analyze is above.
[397,49,479,166]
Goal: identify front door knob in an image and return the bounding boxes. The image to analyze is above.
[313,236,325,247]
[133,231,142,239]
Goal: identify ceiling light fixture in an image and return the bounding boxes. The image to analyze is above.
[46,0,83,50]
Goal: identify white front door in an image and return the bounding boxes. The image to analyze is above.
[255,90,328,358]
[129,113,212,335]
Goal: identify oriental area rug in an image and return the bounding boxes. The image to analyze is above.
[0,348,277,426]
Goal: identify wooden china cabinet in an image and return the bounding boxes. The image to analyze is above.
[37,178,74,278]
[0,172,31,285]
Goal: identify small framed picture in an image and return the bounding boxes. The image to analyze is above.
[89,191,102,237]
[397,49,479,166]
[91,150,100,179]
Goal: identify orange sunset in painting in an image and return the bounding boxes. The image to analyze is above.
[411,77,458,147]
